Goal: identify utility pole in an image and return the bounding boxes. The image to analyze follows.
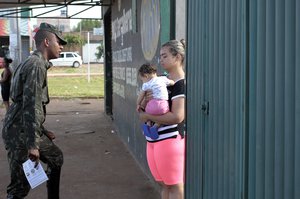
[87,31,90,83]
[9,8,22,69]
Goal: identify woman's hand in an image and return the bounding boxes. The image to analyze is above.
[136,105,145,113]
[139,111,149,123]
[140,97,185,125]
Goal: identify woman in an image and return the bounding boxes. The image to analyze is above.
[0,57,12,112]
[139,40,186,199]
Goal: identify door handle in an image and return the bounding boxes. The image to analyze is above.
[201,102,209,115]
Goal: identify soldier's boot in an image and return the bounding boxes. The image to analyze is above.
[47,167,61,199]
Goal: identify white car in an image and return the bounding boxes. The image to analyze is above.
[49,52,83,67]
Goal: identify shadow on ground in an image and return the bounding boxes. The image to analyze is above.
[0,99,159,199]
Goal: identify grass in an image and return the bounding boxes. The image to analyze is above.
[47,64,104,98]
[48,76,104,98]
[2,64,104,98]
[48,63,103,74]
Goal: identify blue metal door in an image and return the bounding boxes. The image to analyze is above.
[186,0,300,198]
[186,0,246,198]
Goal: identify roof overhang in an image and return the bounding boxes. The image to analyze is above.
[0,0,112,19]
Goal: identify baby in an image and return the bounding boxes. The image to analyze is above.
[136,63,174,139]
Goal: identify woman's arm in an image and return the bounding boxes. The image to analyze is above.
[139,97,185,125]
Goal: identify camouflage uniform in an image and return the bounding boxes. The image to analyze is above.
[2,50,63,199]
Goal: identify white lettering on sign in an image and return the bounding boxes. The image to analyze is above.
[113,82,125,98]
[112,9,132,43]
[126,67,137,86]
[113,67,126,81]
[113,66,137,98]
[112,47,132,63]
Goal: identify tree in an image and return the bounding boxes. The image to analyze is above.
[63,34,86,47]
[95,42,104,61]
[74,19,102,32]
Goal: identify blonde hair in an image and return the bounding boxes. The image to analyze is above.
[162,39,186,63]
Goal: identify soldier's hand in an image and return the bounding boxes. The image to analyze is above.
[45,130,56,140]
[28,149,40,168]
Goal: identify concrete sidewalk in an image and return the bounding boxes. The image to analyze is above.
[0,99,160,199]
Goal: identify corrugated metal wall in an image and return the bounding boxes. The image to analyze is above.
[185,0,206,197]
[186,0,300,198]
[186,0,246,198]
[248,0,300,199]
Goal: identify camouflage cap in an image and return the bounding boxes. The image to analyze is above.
[38,22,67,45]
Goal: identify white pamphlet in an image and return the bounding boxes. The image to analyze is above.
[22,159,49,189]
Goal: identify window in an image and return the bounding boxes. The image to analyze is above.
[66,53,74,58]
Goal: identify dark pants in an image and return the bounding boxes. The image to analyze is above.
[5,135,63,199]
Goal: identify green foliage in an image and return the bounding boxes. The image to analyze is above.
[64,34,86,47]
[74,19,102,32]
[95,42,104,61]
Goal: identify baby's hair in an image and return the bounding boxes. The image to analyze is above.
[138,63,157,76]
[4,57,12,64]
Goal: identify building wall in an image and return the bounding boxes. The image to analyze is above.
[0,18,30,36]
[82,43,103,63]
[248,1,300,198]
[21,36,30,61]
[175,0,186,40]
[106,0,170,175]
[36,18,71,32]
[186,0,245,198]
[104,0,300,198]
[0,18,31,64]
[81,32,103,63]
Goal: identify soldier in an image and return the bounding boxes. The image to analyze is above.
[2,22,67,199]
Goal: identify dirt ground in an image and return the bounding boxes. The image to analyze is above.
[0,99,160,199]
